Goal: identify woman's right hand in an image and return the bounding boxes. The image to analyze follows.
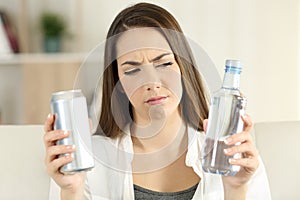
[43,114,86,195]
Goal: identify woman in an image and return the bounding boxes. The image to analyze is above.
[44,2,271,199]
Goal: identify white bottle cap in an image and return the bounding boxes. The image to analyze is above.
[225,59,242,68]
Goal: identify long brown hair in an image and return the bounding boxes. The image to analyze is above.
[98,2,209,138]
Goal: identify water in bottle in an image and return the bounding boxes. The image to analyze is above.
[201,60,246,176]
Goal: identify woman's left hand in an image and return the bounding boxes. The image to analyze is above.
[203,115,259,188]
[222,115,259,189]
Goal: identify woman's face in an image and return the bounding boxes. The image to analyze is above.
[116,28,183,123]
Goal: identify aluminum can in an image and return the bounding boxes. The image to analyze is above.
[50,89,94,174]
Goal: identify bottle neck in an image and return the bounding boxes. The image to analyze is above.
[222,71,240,90]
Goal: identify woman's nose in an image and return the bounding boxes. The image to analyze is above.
[142,66,162,91]
[146,84,161,91]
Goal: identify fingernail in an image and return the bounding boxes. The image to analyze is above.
[47,113,51,119]
[229,158,236,164]
[225,137,232,144]
[63,131,69,135]
[224,148,231,154]
[65,153,74,159]
[66,145,75,150]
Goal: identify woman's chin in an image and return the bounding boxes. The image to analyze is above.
[148,105,166,120]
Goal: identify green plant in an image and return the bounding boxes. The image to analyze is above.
[40,12,66,37]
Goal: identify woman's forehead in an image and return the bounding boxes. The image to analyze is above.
[117,49,174,62]
[116,27,172,58]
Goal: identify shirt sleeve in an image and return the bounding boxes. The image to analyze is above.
[49,179,60,200]
[48,178,92,200]
[246,156,272,200]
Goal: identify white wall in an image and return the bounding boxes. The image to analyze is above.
[80,0,300,122]
[0,0,299,123]
[298,0,300,120]
[227,0,299,122]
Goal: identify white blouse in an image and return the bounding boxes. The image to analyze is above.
[49,126,272,200]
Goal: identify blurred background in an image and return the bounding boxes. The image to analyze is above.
[0,0,299,124]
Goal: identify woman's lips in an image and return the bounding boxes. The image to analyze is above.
[146,96,167,105]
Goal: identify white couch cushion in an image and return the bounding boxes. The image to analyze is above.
[254,121,300,200]
[1,122,299,200]
[0,125,50,200]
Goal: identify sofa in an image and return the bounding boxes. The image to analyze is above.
[0,121,299,200]
[253,121,300,200]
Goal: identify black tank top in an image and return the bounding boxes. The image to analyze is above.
[134,183,199,200]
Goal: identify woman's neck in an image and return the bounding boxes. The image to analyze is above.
[130,109,189,173]
[131,109,187,153]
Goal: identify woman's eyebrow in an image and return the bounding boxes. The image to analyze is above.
[121,61,142,66]
[120,53,172,66]
[150,53,172,62]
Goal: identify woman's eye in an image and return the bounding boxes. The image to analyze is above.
[156,61,173,68]
[124,68,141,75]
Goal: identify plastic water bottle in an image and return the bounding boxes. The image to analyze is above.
[201,60,246,176]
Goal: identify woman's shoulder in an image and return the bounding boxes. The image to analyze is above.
[187,125,205,140]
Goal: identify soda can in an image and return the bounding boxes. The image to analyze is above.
[50,89,94,174]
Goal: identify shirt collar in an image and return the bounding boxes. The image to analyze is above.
[120,124,205,176]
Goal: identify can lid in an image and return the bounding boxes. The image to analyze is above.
[51,89,83,101]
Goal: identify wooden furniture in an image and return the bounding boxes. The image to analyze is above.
[0,0,85,124]
[0,53,85,124]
